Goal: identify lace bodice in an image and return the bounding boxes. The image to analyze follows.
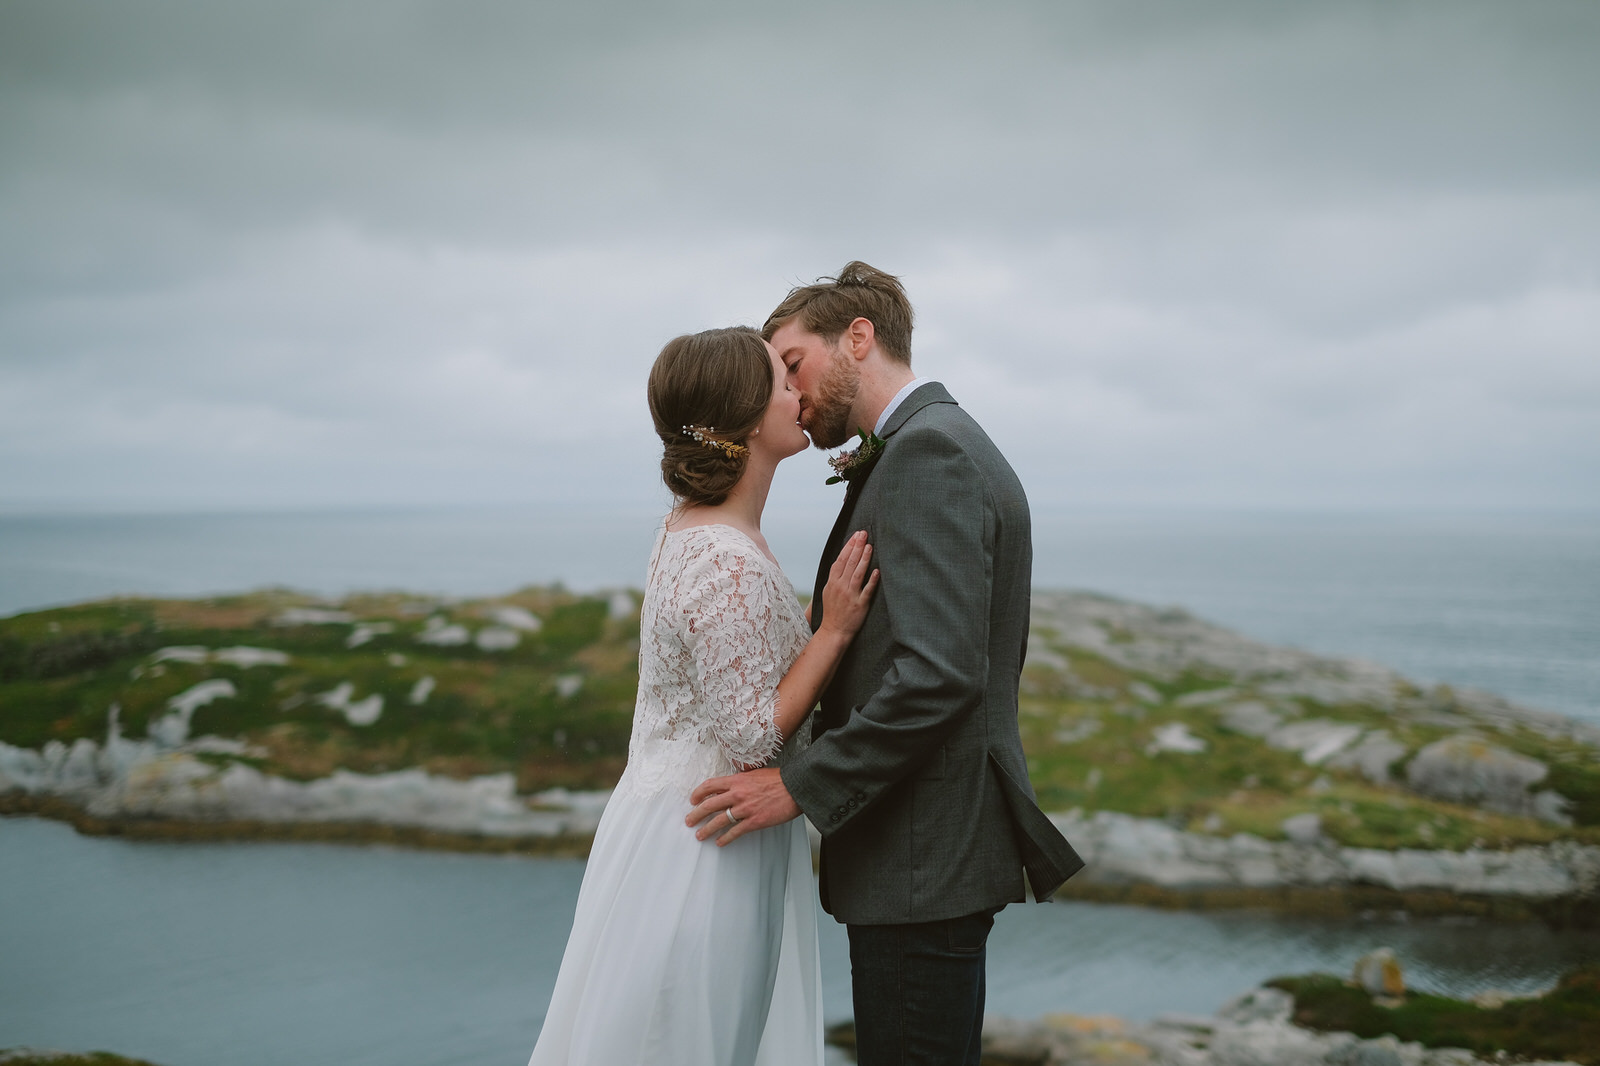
[617,523,812,800]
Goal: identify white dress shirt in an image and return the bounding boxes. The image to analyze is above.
[874,377,934,437]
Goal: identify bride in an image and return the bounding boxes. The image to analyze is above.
[527,326,879,1066]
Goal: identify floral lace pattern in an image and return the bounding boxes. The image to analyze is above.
[616,524,811,800]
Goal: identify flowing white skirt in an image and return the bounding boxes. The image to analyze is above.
[527,767,824,1066]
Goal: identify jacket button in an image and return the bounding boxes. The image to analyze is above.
[855,791,866,800]
[829,813,840,824]
[847,799,857,809]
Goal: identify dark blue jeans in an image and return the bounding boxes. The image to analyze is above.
[846,906,1000,1066]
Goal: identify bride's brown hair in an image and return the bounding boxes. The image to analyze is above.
[648,326,772,507]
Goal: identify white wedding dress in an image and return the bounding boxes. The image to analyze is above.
[527,523,824,1066]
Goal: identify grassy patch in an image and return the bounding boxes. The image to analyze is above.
[0,589,637,791]
[1268,967,1600,1065]
[1015,689,1600,850]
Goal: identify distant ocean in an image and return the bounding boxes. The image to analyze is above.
[1,507,1595,724]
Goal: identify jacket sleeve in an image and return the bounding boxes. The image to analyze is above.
[780,425,992,834]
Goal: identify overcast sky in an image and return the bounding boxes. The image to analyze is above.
[2,0,1597,517]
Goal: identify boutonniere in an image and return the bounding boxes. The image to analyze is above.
[825,429,886,485]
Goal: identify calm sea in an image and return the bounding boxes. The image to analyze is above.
[1,506,1596,722]
[3,817,1597,1066]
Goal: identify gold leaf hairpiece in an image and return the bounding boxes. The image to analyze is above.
[682,424,749,459]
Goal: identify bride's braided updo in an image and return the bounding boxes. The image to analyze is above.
[648,326,772,507]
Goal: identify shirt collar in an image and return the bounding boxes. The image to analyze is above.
[874,377,933,437]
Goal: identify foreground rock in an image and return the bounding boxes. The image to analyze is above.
[828,985,1583,1066]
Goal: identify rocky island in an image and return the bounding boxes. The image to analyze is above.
[3,586,1597,922]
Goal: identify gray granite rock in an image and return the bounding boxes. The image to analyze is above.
[1048,809,1600,898]
[925,981,1568,1066]
[1326,731,1408,784]
[1405,734,1569,825]
[1215,987,1293,1025]
[0,716,608,839]
[1282,812,1324,847]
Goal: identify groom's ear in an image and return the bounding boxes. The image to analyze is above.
[842,317,877,362]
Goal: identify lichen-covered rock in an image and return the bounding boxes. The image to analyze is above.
[1049,809,1600,898]
[1282,812,1325,847]
[1216,987,1294,1026]
[1327,1036,1410,1066]
[1405,734,1570,825]
[0,729,609,839]
[1351,947,1405,999]
[1326,731,1408,784]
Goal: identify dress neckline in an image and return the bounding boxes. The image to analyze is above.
[661,521,780,565]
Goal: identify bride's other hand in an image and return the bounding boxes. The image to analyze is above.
[819,530,879,639]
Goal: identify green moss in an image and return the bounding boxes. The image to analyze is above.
[1023,700,1314,818]
[1543,761,1600,828]
[1060,648,1133,690]
[1268,967,1600,1065]
[537,601,608,658]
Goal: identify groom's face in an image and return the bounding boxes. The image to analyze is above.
[770,320,859,450]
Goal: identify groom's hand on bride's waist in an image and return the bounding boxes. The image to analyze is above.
[686,768,801,846]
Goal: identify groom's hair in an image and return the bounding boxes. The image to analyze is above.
[762,261,914,365]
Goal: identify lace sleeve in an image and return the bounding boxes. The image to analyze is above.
[681,544,785,769]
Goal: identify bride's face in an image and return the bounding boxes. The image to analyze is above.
[751,342,810,461]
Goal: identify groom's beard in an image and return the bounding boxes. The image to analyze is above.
[805,348,860,450]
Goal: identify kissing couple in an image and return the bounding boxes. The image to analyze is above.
[528,262,1083,1066]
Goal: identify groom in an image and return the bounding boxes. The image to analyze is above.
[688,261,1083,1065]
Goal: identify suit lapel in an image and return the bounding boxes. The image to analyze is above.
[809,384,958,632]
[811,477,865,633]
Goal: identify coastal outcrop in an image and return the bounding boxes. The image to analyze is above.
[3,587,1597,917]
[0,726,607,841]
[1049,807,1600,919]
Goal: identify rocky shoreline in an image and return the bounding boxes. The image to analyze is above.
[1048,807,1600,924]
[4,732,1598,923]
[825,982,1585,1066]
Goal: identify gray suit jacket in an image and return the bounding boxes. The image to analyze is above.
[781,382,1084,925]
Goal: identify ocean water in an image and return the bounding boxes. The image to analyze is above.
[2,513,1598,1060]
[3,817,1596,1066]
[2,506,1596,722]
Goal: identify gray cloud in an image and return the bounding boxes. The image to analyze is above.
[2,0,1597,511]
